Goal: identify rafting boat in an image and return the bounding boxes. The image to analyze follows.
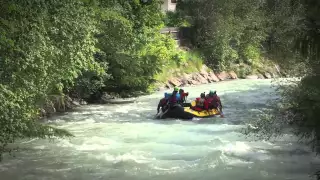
[184,101,220,118]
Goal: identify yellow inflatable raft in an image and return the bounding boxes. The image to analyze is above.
[183,101,220,118]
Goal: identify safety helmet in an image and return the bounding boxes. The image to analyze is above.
[209,90,216,95]
[174,87,179,91]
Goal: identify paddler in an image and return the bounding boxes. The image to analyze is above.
[192,92,209,111]
[206,90,224,117]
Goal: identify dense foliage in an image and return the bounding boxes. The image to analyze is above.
[176,0,268,71]
[2,0,318,165]
[0,0,99,159]
[0,0,186,159]
[244,0,320,154]
[175,0,320,160]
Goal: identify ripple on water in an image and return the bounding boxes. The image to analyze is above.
[0,80,317,180]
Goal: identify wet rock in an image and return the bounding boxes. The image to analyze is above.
[40,108,46,117]
[264,72,272,79]
[71,100,80,106]
[192,73,208,84]
[208,72,220,82]
[216,71,230,81]
[64,96,74,109]
[165,82,172,89]
[274,64,282,75]
[228,71,238,79]
[257,73,265,79]
[168,77,182,87]
[201,73,212,83]
[80,100,87,105]
[100,92,116,104]
[43,103,56,116]
[180,77,189,86]
[246,75,259,79]
[188,79,201,85]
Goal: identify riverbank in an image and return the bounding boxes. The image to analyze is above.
[154,64,282,91]
[40,63,282,119]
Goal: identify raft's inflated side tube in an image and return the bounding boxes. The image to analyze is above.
[183,101,220,118]
[182,103,192,107]
[183,107,219,118]
[156,104,194,120]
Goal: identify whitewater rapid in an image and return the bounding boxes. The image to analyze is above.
[0,79,318,180]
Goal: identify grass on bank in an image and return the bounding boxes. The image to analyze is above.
[153,50,204,83]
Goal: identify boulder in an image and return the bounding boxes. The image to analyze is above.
[71,100,80,106]
[192,73,208,84]
[228,71,238,79]
[246,75,259,79]
[264,72,272,79]
[40,108,47,117]
[101,92,116,104]
[168,77,182,87]
[201,73,212,83]
[165,82,172,89]
[216,71,230,81]
[188,79,201,85]
[257,73,265,79]
[80,100,88,105]
[208,72,220,82]
[66,96,76,109]
[180,73,191,86]
[200,65,209,75]
[180,78,188,86]
[43,103,56,116]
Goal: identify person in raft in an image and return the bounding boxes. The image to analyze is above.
[157,87,181,114]
[206,90,224,117]
[178,88,189,104]
[167,87,180,108]
[192,92,209,111]
[157,97,168,114]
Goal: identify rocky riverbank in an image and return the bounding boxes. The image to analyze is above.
[155,64,282,91]
[40,64,283,118]
[40,96,88,118]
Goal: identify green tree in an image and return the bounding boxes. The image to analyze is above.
[0,0,101,158]
[176,0,268,71]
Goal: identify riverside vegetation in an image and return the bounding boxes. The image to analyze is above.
[170,0,320,171]
[0,0,320,171]
[0,0,208,159]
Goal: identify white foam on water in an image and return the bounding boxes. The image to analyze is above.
[0,79,316,180]
[93,151,155,164]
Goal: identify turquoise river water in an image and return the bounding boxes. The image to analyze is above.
[0,79,319,180]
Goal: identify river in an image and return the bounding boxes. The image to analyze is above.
[0,79,319,180]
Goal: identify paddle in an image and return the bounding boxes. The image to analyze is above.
[219,107,225,118]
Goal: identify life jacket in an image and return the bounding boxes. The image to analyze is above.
[180,92,188,103]
[208,95,220,108]
[164,93,181,101]
[168,93,178,104]
[196,98,205,107]
[160,98,167,107]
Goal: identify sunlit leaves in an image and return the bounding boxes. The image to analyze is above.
[0,0,99,158]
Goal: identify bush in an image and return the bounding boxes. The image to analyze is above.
[0,0,99,159]
[164,11,190,27]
